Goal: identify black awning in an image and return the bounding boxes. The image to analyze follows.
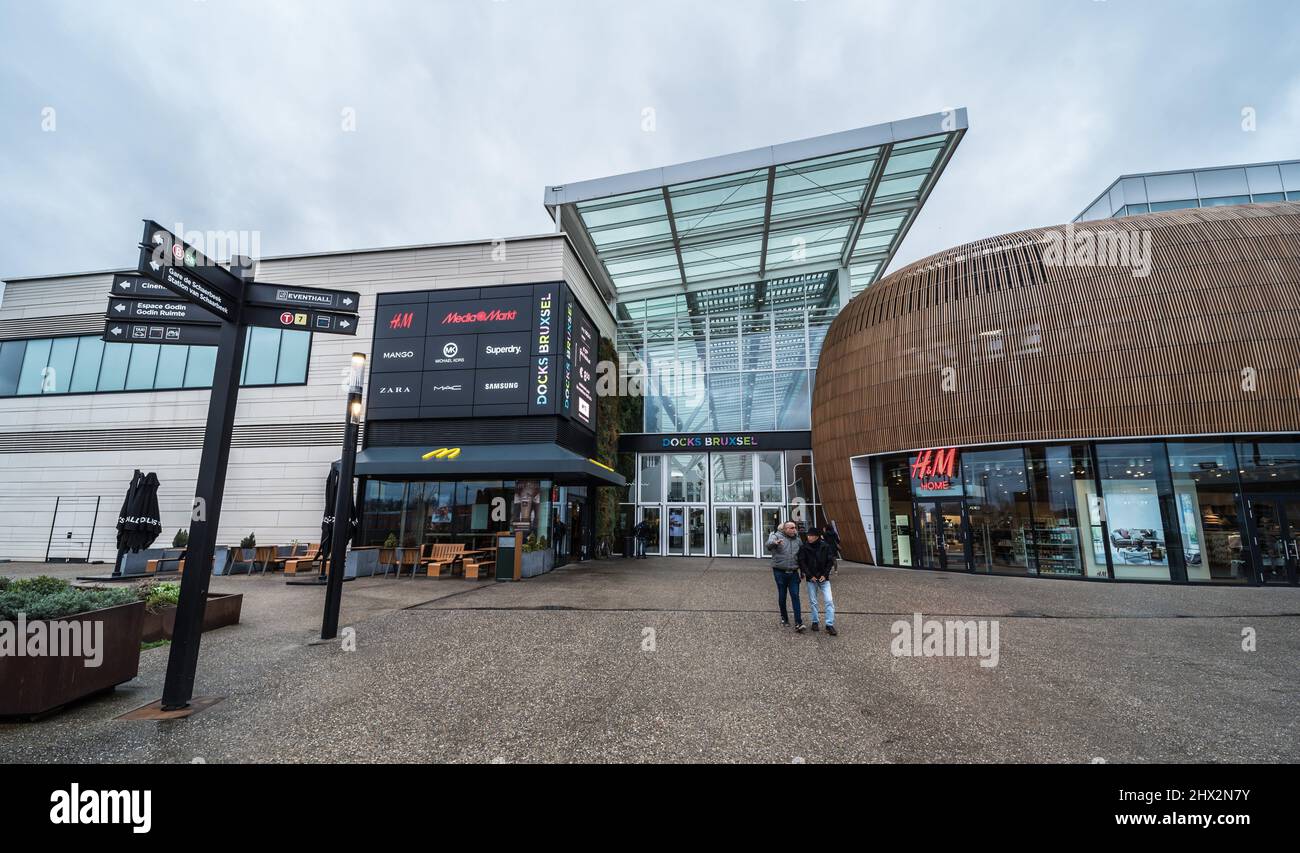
[353,443,625,486]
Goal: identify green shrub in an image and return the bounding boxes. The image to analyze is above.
[0,583,136,621]
[0,577,10,592]
[383,533,398,548]
[172,528,189,548]
[240,533,256,549]
[135,580,181,612]
[8,575,70,596]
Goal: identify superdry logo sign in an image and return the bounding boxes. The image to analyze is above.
[442,308,518,324]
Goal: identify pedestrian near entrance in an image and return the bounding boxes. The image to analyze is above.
[766,520,804,632]
[632,518,651,559]
[799,527,838,635]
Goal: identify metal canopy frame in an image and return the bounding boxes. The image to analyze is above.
[546,109,967,302]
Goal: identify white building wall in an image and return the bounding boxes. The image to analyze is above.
[0,234,612,562]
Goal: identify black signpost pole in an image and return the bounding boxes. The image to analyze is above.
[160,257,252,711]
[321,353,366,641]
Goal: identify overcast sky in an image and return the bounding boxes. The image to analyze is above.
[1,0,1297,283]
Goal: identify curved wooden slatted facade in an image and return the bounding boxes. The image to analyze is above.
[811,202,1300,564]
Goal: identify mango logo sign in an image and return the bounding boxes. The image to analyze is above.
[422,447,461,461]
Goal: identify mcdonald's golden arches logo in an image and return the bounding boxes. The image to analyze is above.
[421,447,461,461]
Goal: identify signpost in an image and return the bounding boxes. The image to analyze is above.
[107,220,364,713]
[244,281,360,313]
[106,296,221,325]
[102,319,223,347]
[240,304,358,335]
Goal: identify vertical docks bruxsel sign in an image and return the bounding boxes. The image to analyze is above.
[106,220,365,713]
[367,281,596,432]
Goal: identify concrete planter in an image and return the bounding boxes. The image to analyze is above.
[0,599,144,718]
[141,592,243,643]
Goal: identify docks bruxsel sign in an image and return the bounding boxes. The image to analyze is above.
[367,282,596,432]
[911,447,960,491]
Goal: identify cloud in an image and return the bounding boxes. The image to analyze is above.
[0,0,1297,282]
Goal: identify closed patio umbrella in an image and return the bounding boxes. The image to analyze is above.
[111,470,143,576]
[318,463,357,566]
[115,470,143,555]
[131,472,163,552]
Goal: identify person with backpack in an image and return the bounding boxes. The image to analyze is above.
[632,518,651,559]
[798,527,838,635]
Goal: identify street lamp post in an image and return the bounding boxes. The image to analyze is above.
[321,352,366,641]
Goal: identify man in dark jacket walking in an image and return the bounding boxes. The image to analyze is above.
[798,527,838,635]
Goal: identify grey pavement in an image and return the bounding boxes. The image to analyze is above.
[1,558,1297,763]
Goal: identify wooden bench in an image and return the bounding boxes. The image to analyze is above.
[283,543,323,575]
[421,543,465,577]
[462,558,494,580]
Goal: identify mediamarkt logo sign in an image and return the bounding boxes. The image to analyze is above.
[442,308,518,324]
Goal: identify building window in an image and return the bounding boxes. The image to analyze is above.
[1095,443,1174,582]
[1026,444,1101,578]
[1166,441,1247,583]
[962,448,1032,575]
[666,454,707,502]
[0,330,311,398]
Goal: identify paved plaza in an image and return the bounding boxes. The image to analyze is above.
[2,558,1297,763]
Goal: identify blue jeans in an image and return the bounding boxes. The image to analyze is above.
[773,569,802,625]
[806,578,834,626]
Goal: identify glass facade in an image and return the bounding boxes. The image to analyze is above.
[617,271,836,433]
[359,478,593,565]
[0,330,310,397]
[870,438,1300,585]
[626,449,819,557]
[1075,160,1300,222]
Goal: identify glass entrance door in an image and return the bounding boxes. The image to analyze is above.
[915,500,969,571]
[735,507,755,557]
[666,506,686,555]
[687,507,707,556]
[639,505,662,556]
[714,507,734,556]
[1246,494,1300,585]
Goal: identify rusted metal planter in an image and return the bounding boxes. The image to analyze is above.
[141,592,243,643]
[0,599,144,718]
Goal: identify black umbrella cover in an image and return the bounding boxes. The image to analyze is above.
[133,472,163,552]
[320,465,339,561]
[115,470,143,552]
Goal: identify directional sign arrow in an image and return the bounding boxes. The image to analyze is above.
[112,273,173,298]
[241,304,358,336]
[137,245,238,322]
[102,318,223,346]
[105,296,221,325]
[243,281,361,314]
[139,220,245,302]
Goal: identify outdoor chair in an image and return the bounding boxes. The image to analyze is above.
[283,544,324,575]
[420,542,465,577]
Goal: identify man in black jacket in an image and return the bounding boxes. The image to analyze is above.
[797,527,838,635]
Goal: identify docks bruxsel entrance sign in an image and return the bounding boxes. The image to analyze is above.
[367,282,596,432]
[103,220,365,712]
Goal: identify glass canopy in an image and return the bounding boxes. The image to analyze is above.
[546,110,966,301]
